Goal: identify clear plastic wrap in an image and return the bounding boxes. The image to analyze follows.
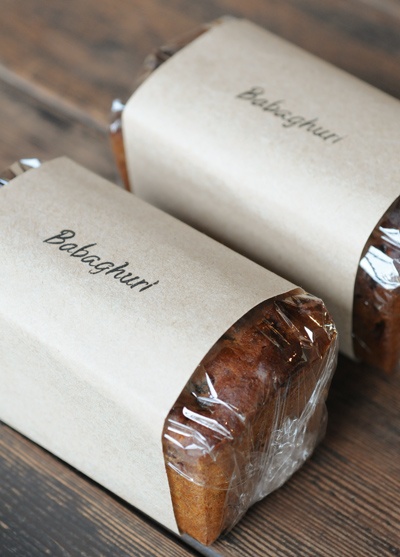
[163,288,337,544]
[2,160,338,545]
[353,198,400,374]
[110,21,400,375]
[0,158,41,187]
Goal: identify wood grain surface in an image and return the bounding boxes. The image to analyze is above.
[0,79,114,180]
[0,423,199,557]
[1,0,399,126]
[0,1,400,556]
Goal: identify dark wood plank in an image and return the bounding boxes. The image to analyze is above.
[0,422,200,557]
[1,0,399,126]
[0,79,114,181]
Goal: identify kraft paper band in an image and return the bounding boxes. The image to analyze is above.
[123,18,400,357]
[0,157,294,531]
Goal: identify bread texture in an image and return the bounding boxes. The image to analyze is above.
[163,288,337,545]
[353,198,400,373]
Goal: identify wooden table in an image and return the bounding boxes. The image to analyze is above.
[1,1,399,555]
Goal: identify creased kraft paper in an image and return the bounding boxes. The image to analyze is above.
[123,18,400,358]
[0,157,294,532]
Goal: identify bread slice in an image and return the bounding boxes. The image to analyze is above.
[163,288,337,544]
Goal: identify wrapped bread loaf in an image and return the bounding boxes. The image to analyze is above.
[164,289,336,544]
[111,17,400,374]
[0,158,337,545]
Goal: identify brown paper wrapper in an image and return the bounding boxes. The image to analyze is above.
[0,158,337,544]
[116,18,400,373]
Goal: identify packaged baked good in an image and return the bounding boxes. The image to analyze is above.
[164,290,336,544]
[111,17,400,374]
[0,158,337,545]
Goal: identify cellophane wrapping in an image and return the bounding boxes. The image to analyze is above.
[163,288,338,544]
[353,198,400,373]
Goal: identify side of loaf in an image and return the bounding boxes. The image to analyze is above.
[353,197,400,373]
[163,288,337,545]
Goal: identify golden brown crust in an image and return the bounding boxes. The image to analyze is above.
[163,288,337,544]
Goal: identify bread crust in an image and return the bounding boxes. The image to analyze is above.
[163,288,337,544]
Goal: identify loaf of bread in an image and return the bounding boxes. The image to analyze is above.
[110,21,400,374]
[163,288,337,544]
[1,160,337,545]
